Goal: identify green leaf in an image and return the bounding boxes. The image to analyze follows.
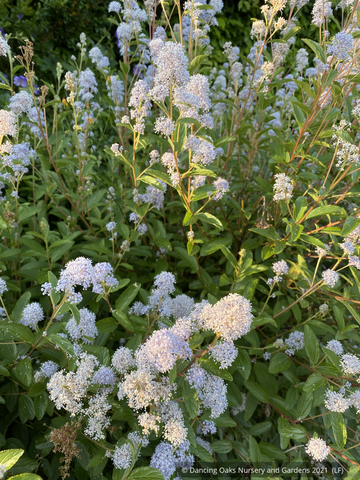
[96,317,119,333]
[128,467,165,480]
[7,475,42,480]
[189,443,214,462]
[248,436,261,464]
[48,334,75,356]
[304,325,320,364]
[213,415,237,427]
[220,245,237,268]
[112,310,134,332]
[281,425,307,441]
[244,379,269,403]
[331,412,347,448]
[341,216,360,237]
[28,383,46,397]
[197,212,223,230]
[18,396,35,423]
[268,353,291,374]
[303,373,326,392]
[0,324,34,344]
[296,390,313,420]
[339,300,360,326]
[306,205,346,219]
[69,303,80,324]
[86,189,107,210]
[139,175,165,191]
[115,285,140,311]
[302,38,326,63]
[249,421,272,436]
[235,348,251,380]
[283,25,301,41]
[189,54,208,74]
[18,204,43,223]
[291,101,305,127]
[0,450,24,470]
[34,394,48,420]
[177,117,202,128]
[12,358,33,387]
[0,365,10,376]
[183,380,199,419]
[50,241,74,263]
[11,292,31,322]
[183,211,197,226]
[290,223,304,241]
[210,440,233,454]
[19,237,46,256]
[199,358,233,381]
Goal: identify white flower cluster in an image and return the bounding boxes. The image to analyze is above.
[305,437,330,462]
[273,173,293,202]
[47,352,114,440]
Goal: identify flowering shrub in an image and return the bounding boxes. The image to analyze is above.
[1,0,360,479]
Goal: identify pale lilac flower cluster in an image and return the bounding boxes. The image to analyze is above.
[34,360,59,382]
[326,339,343,356]
[285,331,304,356]
[311,0,332,26]
[322,269,339,288]
[135,180,167,210]
[112,444,132,469]
[2,142,36,178]
[349,256,360,270]
[55,257,118,303]
[79,68,98,102]
[213,177,230,201]
[154,116,176,137]
[9,91,33,115]
[66,307,98,344]
[0,278,7,295]
[210,340,238,368]
[107,75,124,105]
[328,32,354,61]
[315,244,330,257]
[111,346,136,374]
[129,80,152,134]
[340,353,360,376]
[19,302,44,330]
[187,366,228,418]
[0,35,10,56]
[89,46,110,70]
